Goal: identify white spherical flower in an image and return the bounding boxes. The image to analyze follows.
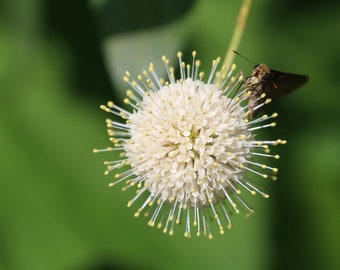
[94,51,286,238]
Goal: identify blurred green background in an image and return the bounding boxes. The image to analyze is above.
[1,0,339,269]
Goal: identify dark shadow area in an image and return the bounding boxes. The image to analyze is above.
[46,0,195,102]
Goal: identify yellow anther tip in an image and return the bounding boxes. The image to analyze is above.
[265,98,272,104]
[149,221,155,227]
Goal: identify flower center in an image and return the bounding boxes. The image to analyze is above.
[125,78,252,208]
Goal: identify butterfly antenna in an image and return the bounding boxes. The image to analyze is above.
[232,50,256,65]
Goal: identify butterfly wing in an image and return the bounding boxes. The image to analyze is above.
[263,69,309,101]
[248,68,308,117]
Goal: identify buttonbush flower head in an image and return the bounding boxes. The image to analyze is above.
[94,51,286,238]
